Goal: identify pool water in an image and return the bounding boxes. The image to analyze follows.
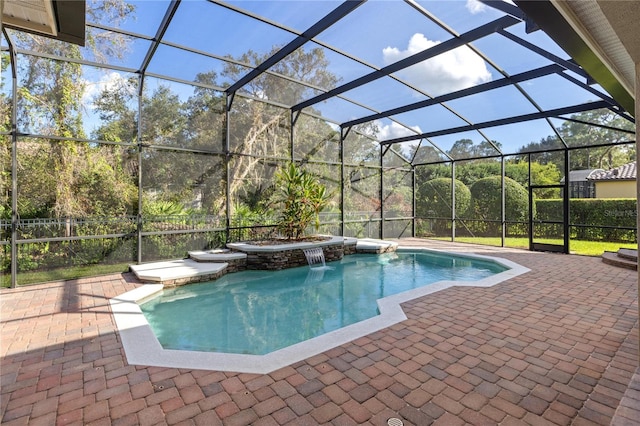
[140,251,507,355]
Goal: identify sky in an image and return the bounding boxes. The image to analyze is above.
[4,0,616,156]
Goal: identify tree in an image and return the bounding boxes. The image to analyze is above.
[9,0,136,221]
[517,134,563,162]
[221,47,341,217]
[410,143,446,165]
[344,123,380,165]
[89,45,345,219]
[1,53,11,219]
[93,81,192,215]
[223,47,339,105]
[560,110,635,169]
[183,71,226,152]
[447,139,501,160]
[91,76,138,143]
[505,161,561,198]
[455,161,500,187]
[447,139,473,159]
[518,110,635,170]
[91,76,227,216]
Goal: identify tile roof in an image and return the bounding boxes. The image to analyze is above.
[587,161,636,181]
[561,169,604,183]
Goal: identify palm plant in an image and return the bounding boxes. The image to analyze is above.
[273,163,330,239]
[309,184,331,233]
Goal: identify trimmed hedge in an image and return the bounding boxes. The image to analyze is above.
[536,198,636,242]
[418,178,470,218]
[417,178,471,236]
[467,176,529,236]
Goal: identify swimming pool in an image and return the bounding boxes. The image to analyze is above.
[111,247,528,373]
[140,251,507,355]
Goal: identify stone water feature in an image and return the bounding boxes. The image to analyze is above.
[128,236,398,285]
[226,235,346,270]
[303,247,326,268]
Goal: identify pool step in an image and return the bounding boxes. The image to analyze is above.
[129,259,228,286]
[602,249,637,270]
[188,249,247,263]
[356,238,398,254]
[616,248,638,261]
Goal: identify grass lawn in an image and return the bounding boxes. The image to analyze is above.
[1,262,131,288]
[432,237,636,256]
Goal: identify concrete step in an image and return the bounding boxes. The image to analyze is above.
[602,251,637,270]
[616,248,638,261]
[130,259,228,285]
[188,249,247,263]
[356,238,398,254]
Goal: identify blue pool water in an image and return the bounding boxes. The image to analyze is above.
[140,251,507,355]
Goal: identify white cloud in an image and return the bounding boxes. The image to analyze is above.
[376,120,422,141]
[466,0,486,14]
[467,0,516,14]
[82,71,134,108]
[382,33,492,96]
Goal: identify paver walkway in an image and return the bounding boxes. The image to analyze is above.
[1,238,638,425]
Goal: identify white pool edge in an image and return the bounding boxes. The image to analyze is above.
[110,247,530,374]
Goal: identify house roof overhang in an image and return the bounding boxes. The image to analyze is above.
[1,0,85,46]
[515,0,637,116]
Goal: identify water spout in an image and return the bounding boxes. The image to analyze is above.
[303,247,326,268]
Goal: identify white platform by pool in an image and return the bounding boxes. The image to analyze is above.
[188,250,247,262]
[356,238,398,253]
[129,259,228,283]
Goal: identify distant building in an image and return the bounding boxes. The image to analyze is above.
[561,169,603,198]
[587,161,637,199]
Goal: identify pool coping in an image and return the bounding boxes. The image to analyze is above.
[110,247,529,374]
[226,235,346,252]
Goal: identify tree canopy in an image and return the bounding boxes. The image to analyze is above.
[1,4,634,229]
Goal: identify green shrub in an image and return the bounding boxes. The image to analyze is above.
[142,200,194,216]
[417,178,470,236]
[470,176,529,235]
[418,178,470,218]
[536,198,636,242]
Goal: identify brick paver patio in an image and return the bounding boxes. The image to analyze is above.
[1,238,638,425]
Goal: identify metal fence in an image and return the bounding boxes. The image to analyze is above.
[1,211,398,285]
